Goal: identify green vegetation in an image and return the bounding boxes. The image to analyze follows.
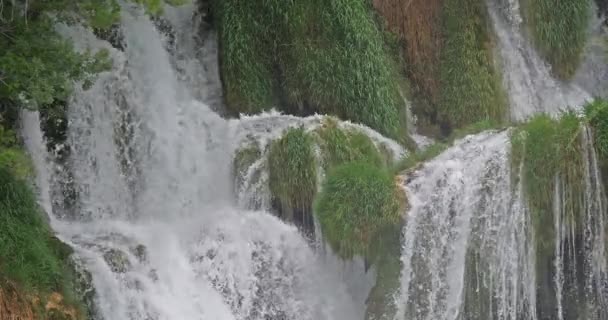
[315,162,401,259]
[439,0,506,131]
[213,0,407,139]
[522,0,589,79]
[585,99,608,187]
[511,113,585,258]
[268,127,317,223]
[315,119,385,170]
[0,166,77,298]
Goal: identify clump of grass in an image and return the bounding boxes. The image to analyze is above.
[213,0,406,139]
[315,119,385,170]
[315,162,401,259]
[439,0,507,131]
[268,127,317,225]
[522,0,590,79]
[511,113,585,259]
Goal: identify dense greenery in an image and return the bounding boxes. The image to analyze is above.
[315,162,401,259]
[213,0,407,139]
[0,165,76,297]
[267,127,317,226]
[522,0,589,79]
[438,0,506,131]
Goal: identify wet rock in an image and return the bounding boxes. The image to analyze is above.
[103,248,132,273]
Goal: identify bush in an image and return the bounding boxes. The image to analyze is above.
[522,0,589,79]
[213,0,407,139]
[315,162,401,259]
[268,128,317,224]
[438,0,506,131]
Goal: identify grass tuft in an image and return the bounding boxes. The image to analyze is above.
[268,127,317,225]
[314,162,401,259]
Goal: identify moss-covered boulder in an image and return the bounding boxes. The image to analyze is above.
[522,0,590,79]
[268,127,317,235]
[314,162,402,259]
[213,0,407,139]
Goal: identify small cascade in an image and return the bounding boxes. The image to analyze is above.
[396,131,537,320]
[486,0,593,121]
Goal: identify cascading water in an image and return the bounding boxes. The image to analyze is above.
[396,131,537,320]
[395,127,608,320]
[21,3,368,320]
[486,0,597,121]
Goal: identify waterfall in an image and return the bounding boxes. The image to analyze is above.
[21,4,364,320]
[396,131,537,320]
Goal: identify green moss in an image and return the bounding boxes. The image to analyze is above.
[439,0,507,131]
[315,162,401,259]
[511,113,585,258]
[0,128,33,180]
[522,0,589,79]
[268,127,317,222]
[213,0,406,139]
[315,119,385,170]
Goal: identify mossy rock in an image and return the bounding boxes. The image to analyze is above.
[233,140,263,189]
[213,0,407,139]
[102,248,132,274]
[315,162,402,259]
[522,0,590,79]
[268,127,317,233]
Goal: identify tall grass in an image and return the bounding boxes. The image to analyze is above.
[213,0,406,139]
[439,0,507,131]
[522,0,590,79]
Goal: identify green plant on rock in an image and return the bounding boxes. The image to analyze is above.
[315,119,385,170]
[511,113,585,261]
[315,162,401,259]
[268,127,317,226]
[522,0,589,79]
[439,0,506,131]
[213,0,407,139]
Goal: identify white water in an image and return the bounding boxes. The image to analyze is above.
[21,4,371,320]
[396,131,537,320]
[486,0,593,121]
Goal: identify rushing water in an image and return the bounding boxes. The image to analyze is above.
[16,1,608,320]
[20,4,373,320]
